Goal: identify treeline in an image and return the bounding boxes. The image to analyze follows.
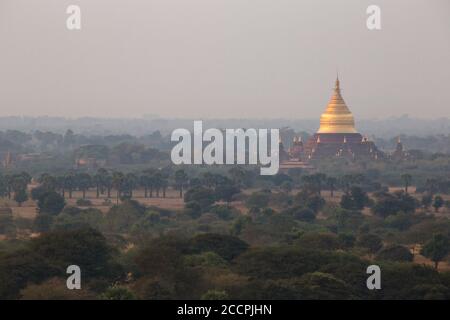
[0,129,170,155]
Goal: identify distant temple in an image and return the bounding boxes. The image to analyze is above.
[391,137,409,160]
[280,76,383,169]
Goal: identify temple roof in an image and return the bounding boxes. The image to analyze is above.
[317,77,357,134]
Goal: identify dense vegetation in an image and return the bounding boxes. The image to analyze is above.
[0,159,449,299]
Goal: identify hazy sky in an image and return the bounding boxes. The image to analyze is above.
[0,0,449,119]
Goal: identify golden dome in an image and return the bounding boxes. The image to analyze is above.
[317,77,357,134]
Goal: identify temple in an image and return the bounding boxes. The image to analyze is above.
[280,76,383,169]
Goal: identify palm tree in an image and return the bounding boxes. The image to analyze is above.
[4,174,12,199]
[76,173,92,199]
[312,173,327,195]
[401,174,412,193]
[302,173,326,195]
[112,172,125,204]
[125,173,138,198]
[103,175,113,199]
[56,175,66,197]
[38,173,57,191]
[228,167,246,187]
[161,178,168,198]
[203,172,216,189]
[140,173,149,198]
[175,169,188,198]
[97,168,109,195]
[153,172,163,198]
[64,172,76,199]
[327,177,338,197]
[93,173,102,198]
[0,175,8,199]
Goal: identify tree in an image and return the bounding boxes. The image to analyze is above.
[296,272,351,300]
[101,286,136,300]
[287,207,316,222]
[280,181,293,194]
[433,195,444,213]
[189,233,249,261]
[297,233,341,251]
[14,188,28,207]
[356,234,383,254]
[31,228,118,278]
[64,172,76,199]
[112,172,125,204]
[293,190,325,213]
[245,192,270,210]
[228,166,246,187]
[0,175,8,198]
[376,245,413,262]
[38,173,57,192]
[302,173,326,195]
[184,187,216,212]
[234,247,332,279]
[124,173,138,198]
[96,168,110,196]
[421,234,450,269]
[372,191,417,218]
[153,172,163,198]
[174,169,188,198]
[340,187,369,210]
[421,193,433,209]
[201,290,229,300]
[93,173,102,198]
[37,191,66,215]
[76,173,92,199]
[401,174,412,193]
[215,183,240,203]
[20,277,96,300]
[326,177,338,197]
[0,208,16,236]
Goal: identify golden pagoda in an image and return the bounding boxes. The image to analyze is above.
[317,77,357,134]
[301,76,383,160]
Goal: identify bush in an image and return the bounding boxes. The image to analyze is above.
[384,212,412,231]
[245,192,270,209]
[201,289,229,300]
[184,187,216,212]
[100,286,136,300]
[356,234,383,254]
[340,187,369,210]
[34,213,54,233]
[292,207,316,222]
[233,247,333,279]
[20,277,96,300]
[53,208,104,231]
[76,198,93,206]
[189,233,249,261]
[209,205,238,221]
[376,245,413,262]
[184,201,202,219]
[37,192,66,216]
[184,252,228,268]
[297,233,341,251]
[0,208,16,236]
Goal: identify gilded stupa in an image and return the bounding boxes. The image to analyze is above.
[317,77,357,134]
[302,76,382,160]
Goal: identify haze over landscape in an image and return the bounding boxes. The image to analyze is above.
[0,0,449,119]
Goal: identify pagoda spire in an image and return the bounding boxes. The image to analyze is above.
[317,76,357,134]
